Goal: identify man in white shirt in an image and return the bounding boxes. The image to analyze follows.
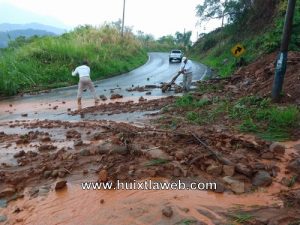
[180,56,193,92]
[72,60,99,106]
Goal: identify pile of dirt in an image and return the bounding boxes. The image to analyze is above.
[233,51,300,103]
[70,96,175,116]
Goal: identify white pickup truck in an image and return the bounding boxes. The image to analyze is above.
[169,49,183,63]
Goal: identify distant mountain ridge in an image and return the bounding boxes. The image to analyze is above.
[0,23,66,48]
[0,23,66,34]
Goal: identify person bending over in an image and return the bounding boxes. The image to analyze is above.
[179,56,193,92]
[72,60,99,106]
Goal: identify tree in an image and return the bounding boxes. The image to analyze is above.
[175,31,192,48]
[196,0,255,27]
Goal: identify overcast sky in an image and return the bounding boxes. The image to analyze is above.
[0,0,221,41]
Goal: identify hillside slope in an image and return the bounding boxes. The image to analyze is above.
[191,0,300,77]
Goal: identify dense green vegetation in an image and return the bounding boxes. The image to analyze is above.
[191,0,300,77]
[0,25,148,96]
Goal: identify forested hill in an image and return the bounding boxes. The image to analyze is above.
[191,0,300,77]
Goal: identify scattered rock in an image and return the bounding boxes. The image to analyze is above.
[100,95,107,101]
[43,171,52,178]
[287,158,300,174]
[162,206,173,218]
[74,140,83,147]
[66,130,81,139]
[110,94,123,100]
[270,142,285,155]
[146,148,171,160]
[252,171,272,187]
[51,170,59,178]
[175,151,185,160]
[261,152,274,159]
[146,92,152,95]
[206,165,223,176]
[139,96,146,102]
[223,165,235,176]
[214,182,225,193]
[38,144,57,152]
[40,136,51,142]
[0,187,16,198]
[235,163,253,177]
[99,169,108,182]
[13,150,25,158]
[21,113,28,117]
[223,176,245,194]
[80,149,90,156]
[55,179,67,190]
[173,167,182,177]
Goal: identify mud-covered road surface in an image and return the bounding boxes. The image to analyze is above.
[0,52,207,122]
[1,52,300,225]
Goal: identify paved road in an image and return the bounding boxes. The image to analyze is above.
[0,52,208,121]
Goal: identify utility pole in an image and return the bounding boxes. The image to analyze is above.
[271,0,296,102]
[121,0,126,37]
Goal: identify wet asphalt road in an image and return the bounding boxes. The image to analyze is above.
[0,52,208,122]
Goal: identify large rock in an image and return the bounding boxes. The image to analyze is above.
[269,142,285,155]
[287,158,300,174]
[252,170,272,187]
[206,165,223,176]
[146,148,171,160]
[223,176,245,194]
[235,163,253,177]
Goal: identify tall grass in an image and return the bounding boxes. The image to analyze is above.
[0,25,148,96]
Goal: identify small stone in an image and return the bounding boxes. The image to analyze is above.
[146,92,151,95]
[235,163,253,177]
[206,165,223,176]
[173,167,182,177]
[43,170,52,178]
[51,170,59,178]
[40,136,51,142]
[100,199,105,204]
[21,113,28,117]
[214,182,225,193]
[58,171,66,178]
[0,215,7,222]
[223,176,245,194]
[252,170,272,187]
[270,142,285,155]
[223,165,235,176]
[99,169,108,182]
[287,158,300,174]
[55,179,67,190]
[110,94,123,100]
[162,206,173,218]
[100,95,107,101]
[261,152,274,159]
[13,150,25,158]
[80,149,90,156]
[175,151,185,160]
[74,140,83,147]
[139,96,146,102]
[0,187,16,198]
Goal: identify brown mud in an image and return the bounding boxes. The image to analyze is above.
[1,51,300,224]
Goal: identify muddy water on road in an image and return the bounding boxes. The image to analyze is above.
[2,179,282,225]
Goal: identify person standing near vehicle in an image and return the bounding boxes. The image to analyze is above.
[180,56,193,92]
[72,60,99,106]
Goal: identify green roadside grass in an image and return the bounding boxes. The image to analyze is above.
[0,25,148,96]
